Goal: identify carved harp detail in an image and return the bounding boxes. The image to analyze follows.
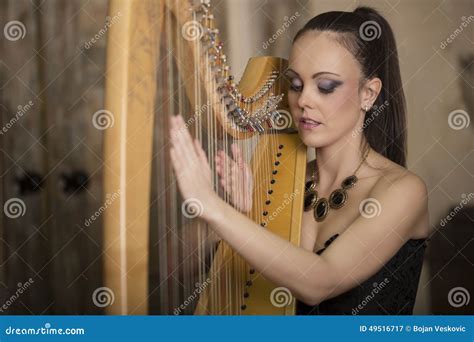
[103,0,306,315]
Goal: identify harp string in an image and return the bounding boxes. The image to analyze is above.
[154,0,286,315]
[165,0,178,313]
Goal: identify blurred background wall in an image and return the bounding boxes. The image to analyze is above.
[1,0,472,314]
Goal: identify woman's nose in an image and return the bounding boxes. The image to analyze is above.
[297,88,314,110]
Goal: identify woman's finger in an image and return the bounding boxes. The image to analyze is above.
[215,159,225,178]
[231,143,244,168]
[172,115,200,167]
[172,115,197,160]
[170,147,184,181]
[170,117,202,187]
[176,115,196,149]
[220,150,235,176]
[194,139,211,174]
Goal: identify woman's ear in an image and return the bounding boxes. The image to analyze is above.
[360,77,382,110]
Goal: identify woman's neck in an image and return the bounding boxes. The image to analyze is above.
[315,138,369,193]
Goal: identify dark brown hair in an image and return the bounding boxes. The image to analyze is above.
[294,6,407,167]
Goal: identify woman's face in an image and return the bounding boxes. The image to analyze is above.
[287,31,365,148]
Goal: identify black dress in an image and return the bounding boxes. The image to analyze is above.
[296,234,428,315]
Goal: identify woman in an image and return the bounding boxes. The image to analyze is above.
[169,6,430,315]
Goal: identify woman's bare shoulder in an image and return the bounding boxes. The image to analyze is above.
[369,152,427,194]
[368,152,430,239]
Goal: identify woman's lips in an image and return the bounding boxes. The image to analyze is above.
[298,118,322,130]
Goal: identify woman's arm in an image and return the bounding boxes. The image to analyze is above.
[203,173,427,305]
[169,114,428,305]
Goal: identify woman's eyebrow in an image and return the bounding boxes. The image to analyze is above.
[285,68,341,78]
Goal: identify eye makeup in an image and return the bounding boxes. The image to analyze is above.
[285,69,343,95]
[289,77,303,92]
[317,79,343,94]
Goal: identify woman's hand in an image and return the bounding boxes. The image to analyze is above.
[169,114,221,220]
[215,144,253,213]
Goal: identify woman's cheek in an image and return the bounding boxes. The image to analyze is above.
[329,89,360,128]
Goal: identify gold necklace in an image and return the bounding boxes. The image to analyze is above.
[304,146,370,222]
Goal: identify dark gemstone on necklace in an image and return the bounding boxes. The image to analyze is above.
[341,175,358,189]
[304,192,317,211]
[314,198,329,221]
[329,189,347,209]
[305,180,316,194]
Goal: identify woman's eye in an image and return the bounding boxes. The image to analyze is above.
[289,79,303,92]
[317,80,341,94]
[318,86,335,94]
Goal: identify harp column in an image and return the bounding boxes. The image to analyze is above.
[102,0,162,315]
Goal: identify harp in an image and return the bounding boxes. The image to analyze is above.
[102,0,306,315]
